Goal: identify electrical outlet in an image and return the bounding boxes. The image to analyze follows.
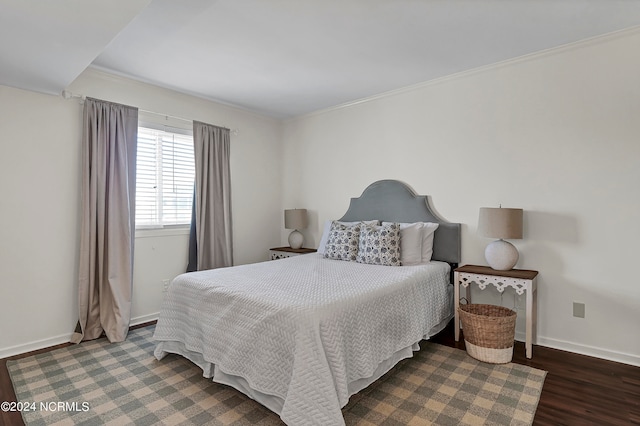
[162,279,171,293]
[573,302,585,318]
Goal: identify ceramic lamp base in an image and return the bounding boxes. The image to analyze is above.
[485,239,519,270]
[288,230,304,249]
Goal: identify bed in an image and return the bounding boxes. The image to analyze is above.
[153,180,461,425]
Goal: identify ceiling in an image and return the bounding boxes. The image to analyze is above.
[2,0,640,118]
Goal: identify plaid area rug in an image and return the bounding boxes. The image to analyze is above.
[8,326,546,425]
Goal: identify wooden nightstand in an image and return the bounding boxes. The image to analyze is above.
[454,265,539,359]
[269,247,317,260]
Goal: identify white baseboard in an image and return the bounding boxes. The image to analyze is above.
[130,312,159,327]
[534,336,640,367]
[1,313,159,360]
[0,333,74,360]
[493,331,640,367]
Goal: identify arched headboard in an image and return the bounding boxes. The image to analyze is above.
[338,180,461,265]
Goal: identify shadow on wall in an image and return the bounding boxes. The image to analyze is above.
[524,210,580,244]
[517,209,580,287]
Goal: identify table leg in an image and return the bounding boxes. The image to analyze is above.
[454,271,460,341]
[525,282,533,359]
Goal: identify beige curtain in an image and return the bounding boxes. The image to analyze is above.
[192,121,233,270]
[71,98,138,344]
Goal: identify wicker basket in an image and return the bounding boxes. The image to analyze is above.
[458,304,517,364]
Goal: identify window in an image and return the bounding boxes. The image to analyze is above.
[135,126,195,229]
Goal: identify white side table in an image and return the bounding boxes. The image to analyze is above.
[269,247,317,260]
[454,265,539,359]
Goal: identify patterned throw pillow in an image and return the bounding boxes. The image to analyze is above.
[323,221,362,262]
[357,222,401,266]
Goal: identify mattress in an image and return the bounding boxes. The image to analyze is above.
[154,253,452,425]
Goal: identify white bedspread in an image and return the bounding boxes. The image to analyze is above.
[153,253,451,425]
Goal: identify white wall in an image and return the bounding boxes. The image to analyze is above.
[0,68,283,357]
[282,29,640,366]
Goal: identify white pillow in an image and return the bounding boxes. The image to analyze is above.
[383,221,439,263]
[421,222,440,262]
[382,222,423,265]
[317,220,378,254]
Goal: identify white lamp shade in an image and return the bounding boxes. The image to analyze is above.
[478,207,523,240]
[284,209,307,230]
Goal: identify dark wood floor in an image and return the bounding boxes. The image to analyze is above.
[1,321,639,425]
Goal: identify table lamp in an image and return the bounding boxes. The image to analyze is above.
[478,207,523,270]
[284,209,307,249]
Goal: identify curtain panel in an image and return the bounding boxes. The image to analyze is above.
[71,98,138,344]
[187,121,233,271]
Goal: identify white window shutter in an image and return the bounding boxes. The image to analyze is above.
[135,127,194,228]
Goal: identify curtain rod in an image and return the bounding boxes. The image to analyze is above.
[61,90,238,135]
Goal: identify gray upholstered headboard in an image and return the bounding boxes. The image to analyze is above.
[338,180,461,265]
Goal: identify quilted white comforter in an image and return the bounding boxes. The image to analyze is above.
[154,253,451,425]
